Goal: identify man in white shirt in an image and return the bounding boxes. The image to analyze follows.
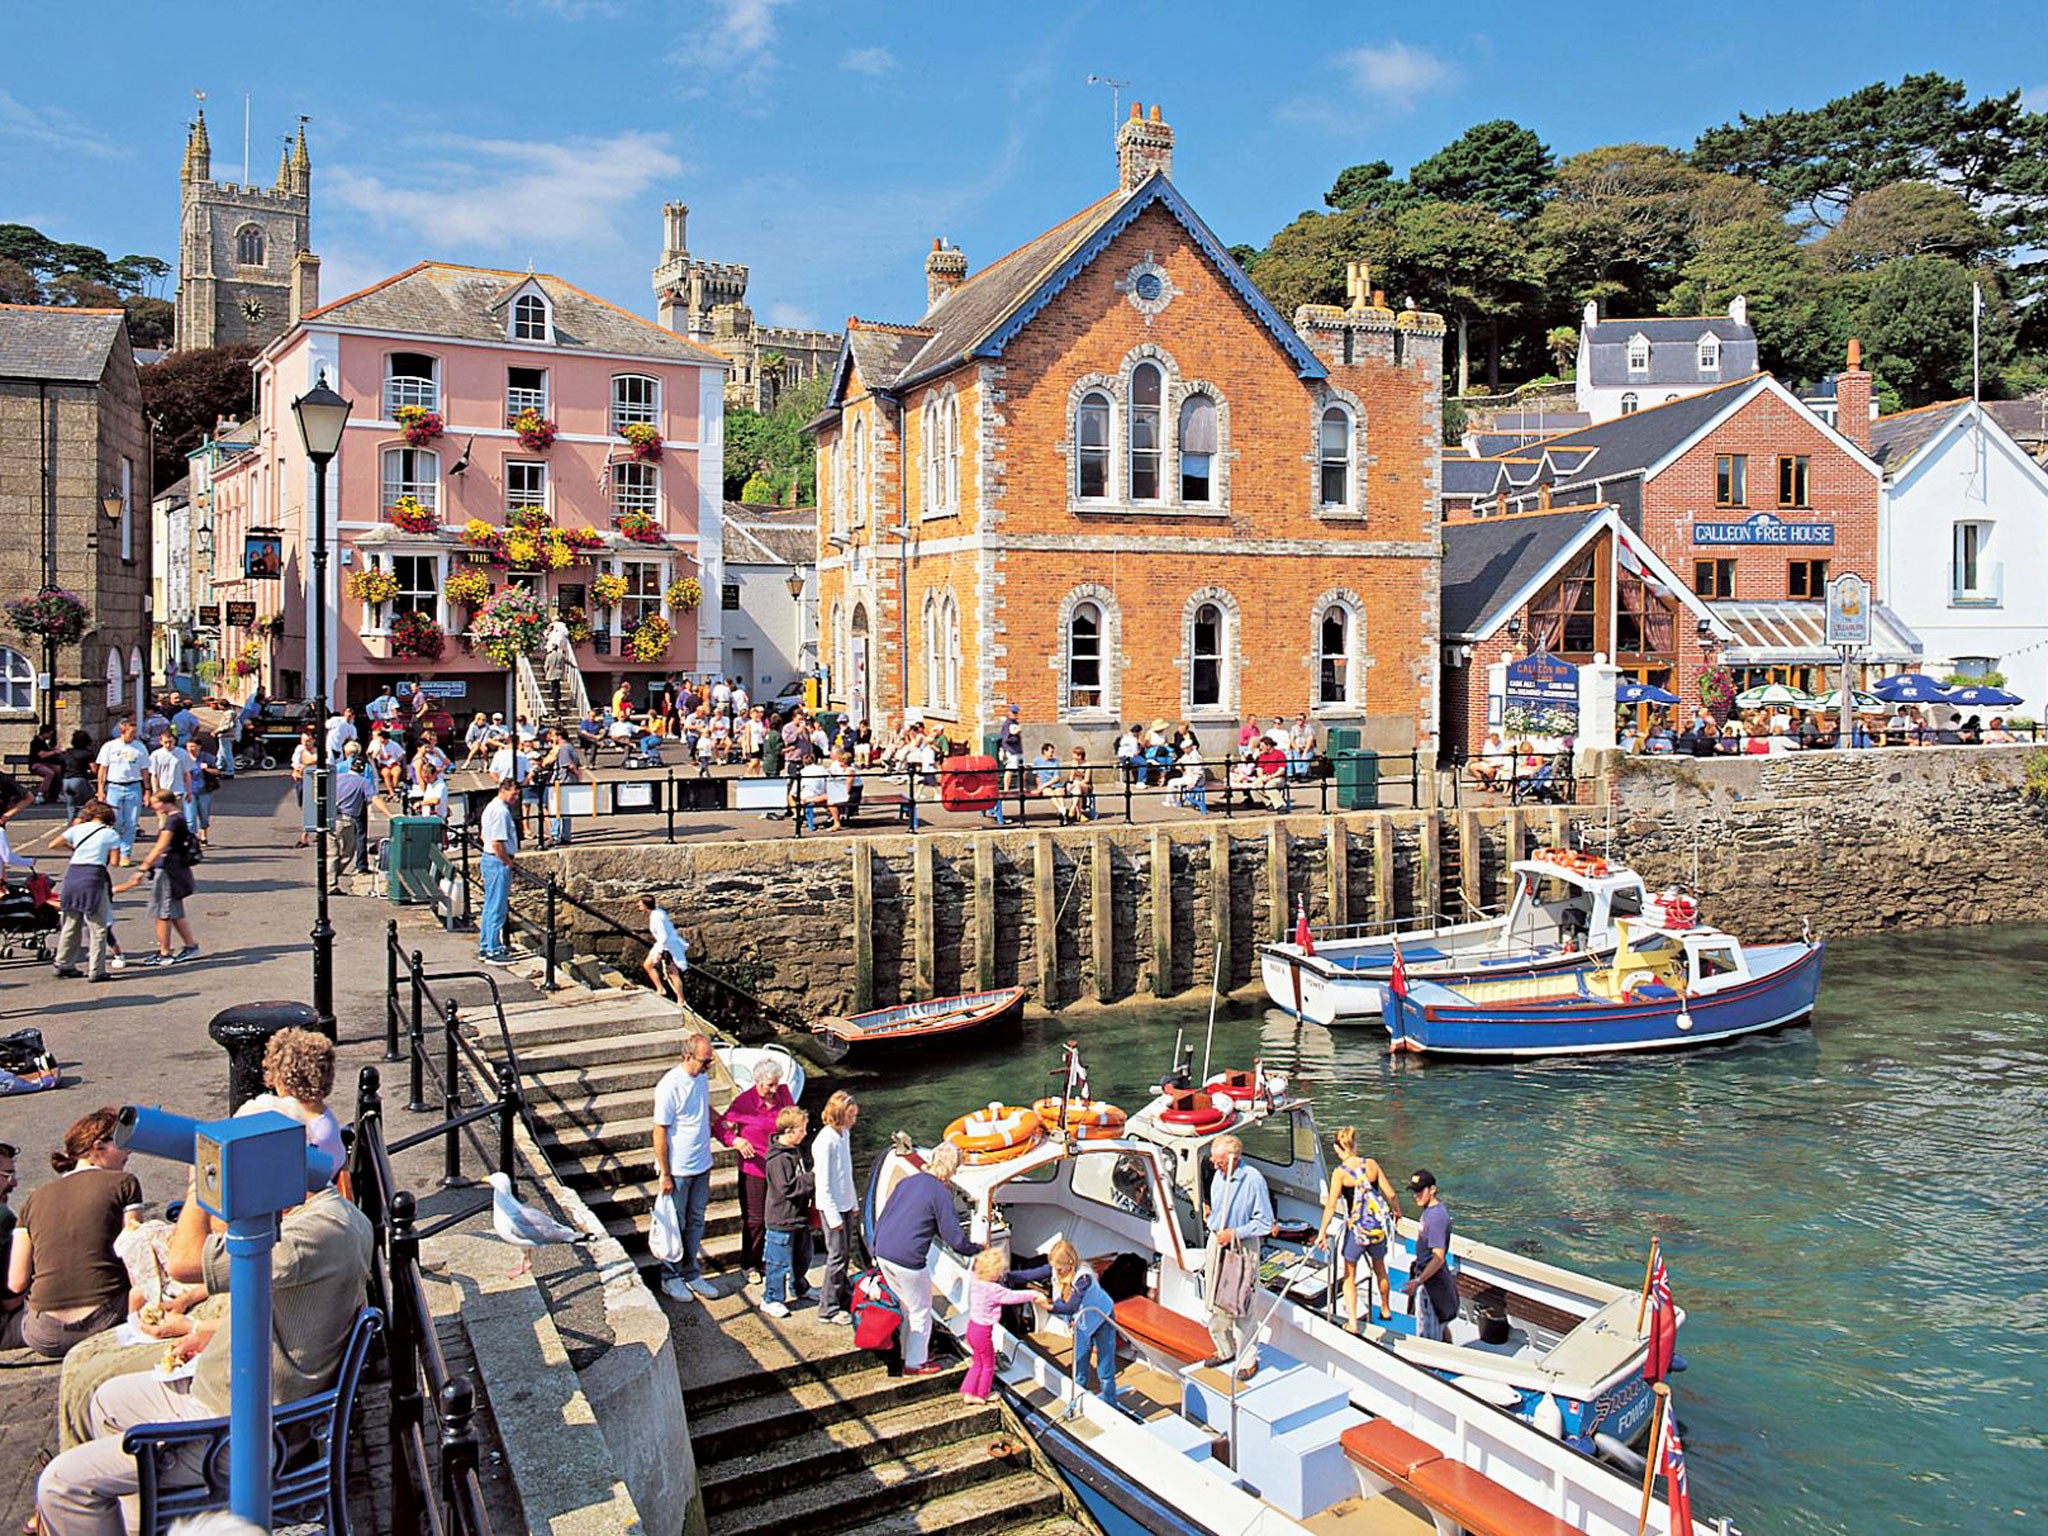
[487,740,533,786]
[365,686,397,726]
[93,718,150,862]
[731,682,750,716]
[146,730,194,824]
[651,1032,720,1299]
[478,779,520,965]
[638,894,690,1005]
[324,708,357,759]
[710,678,731,717]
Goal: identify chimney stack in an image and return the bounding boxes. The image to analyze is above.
[662,201,690,262]
[925,237,968,310]
[1834,338,1872,452]
[1117,102,1174,192]
[289,251,320,324]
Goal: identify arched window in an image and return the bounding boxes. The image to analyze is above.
[923,595,941,705]
[1076,390,1111,500]
[1180,394,1216,503]
[830,438,846,533]
[851,417,868,526]
[0,647,35,713]
[1129,364,1162,500]
[944,397,961,510]
[512,293,550,342]
[1319,405,1352,509]
[612,374,660,430]
[384,352,439,416]
[380,446,439,513]
[1316,601,1355,707]
[1190,602,1225,708]
[923,592,961,711]
[922,398,940,511]
[1619,392,1640,416]
[942,594,961,712]
[235,225,266,266]
[1067,602,1103,710]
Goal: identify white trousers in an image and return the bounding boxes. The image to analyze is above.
[38,1371,213,1536]
[878,1257,936,1369]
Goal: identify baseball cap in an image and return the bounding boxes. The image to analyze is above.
[1409,1168,1437,1193]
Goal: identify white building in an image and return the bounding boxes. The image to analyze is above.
[719,502,816,696]
[1574,297,1758,424]
[1875,401,2048,712]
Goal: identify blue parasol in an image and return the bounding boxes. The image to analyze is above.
[1615,681,1682,706]
[1943,684,2022,708]
[1872,673,1957,705]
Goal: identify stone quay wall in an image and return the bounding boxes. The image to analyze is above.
[1604,744,2048,940]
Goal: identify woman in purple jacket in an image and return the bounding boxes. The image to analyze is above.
[715,1058,796,1280]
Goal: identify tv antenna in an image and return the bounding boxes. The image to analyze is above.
[1085,74,1130,129]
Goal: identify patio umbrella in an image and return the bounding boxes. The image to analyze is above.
[1871,673,1956,705]
[1802,688,1886,712]
[1944,684,2023,708]
[1733,682,1814,710]
[1615,681,1681,706]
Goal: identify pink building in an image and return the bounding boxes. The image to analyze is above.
[211,261,727,718]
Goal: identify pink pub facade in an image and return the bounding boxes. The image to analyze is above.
[210,261,727,720]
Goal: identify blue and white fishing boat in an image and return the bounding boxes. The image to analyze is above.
[1259,848,1650,1024]
[1381,903,1824,1057]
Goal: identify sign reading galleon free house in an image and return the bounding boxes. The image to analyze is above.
[1693,512,1835,545]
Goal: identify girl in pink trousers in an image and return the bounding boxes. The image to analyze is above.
[962,1249,1046,1401]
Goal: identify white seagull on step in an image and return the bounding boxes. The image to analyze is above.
[489,1172,592,1276]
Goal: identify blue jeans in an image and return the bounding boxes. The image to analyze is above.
[480,854,511,957]
[763,1229,795,1305]
[665,1170,711,1281]
[105,781,143,856]
[191,788,213,831]
[1076,1315,1118,1400]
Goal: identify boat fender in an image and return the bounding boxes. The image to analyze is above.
[1669,1351,1688,1374]
[1531,1391,1565,1439]
[1676,1011,1694,1032]
[1452,1375,1524,1410]
[1592,1432,1645,1477]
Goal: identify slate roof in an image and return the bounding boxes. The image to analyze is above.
[1442,456,1509,498]
[1868,401,1969,470]
[301,264,727,366]
[155,474,191,505]
[1441,508,1604,638]
[1482,377,1761,486]
[1583,314,1757,388]
[0,305,127,383]
[722,503,817,566]
[1984,397,2048,446]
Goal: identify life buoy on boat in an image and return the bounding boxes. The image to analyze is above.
[1648,890,1697,930]
[944,1103,1045,1164]
[1031,1098,1127,1140]
[1157,1088,1235,1135]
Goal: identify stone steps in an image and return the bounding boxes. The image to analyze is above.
[835,1485,1083,1536]
[522,1032,692,1082]
[701,1393,1005,1512]
[704,1430,1028,1536]
[687,1357,968,1463]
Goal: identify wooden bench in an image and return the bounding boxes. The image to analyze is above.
[1113,1295,1214,1366]
[1340,1420,1587,1536]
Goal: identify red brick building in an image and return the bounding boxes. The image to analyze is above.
[811,106,1445,756]
[1440,361,1922,758]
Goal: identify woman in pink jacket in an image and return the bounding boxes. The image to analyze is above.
[716,1058,796,1280]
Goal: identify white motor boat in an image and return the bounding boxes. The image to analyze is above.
[1259,849,1653,1025]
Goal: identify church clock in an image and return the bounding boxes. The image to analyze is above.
[241,298,265,323]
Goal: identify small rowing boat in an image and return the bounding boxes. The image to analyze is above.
[813,985,1027,1061]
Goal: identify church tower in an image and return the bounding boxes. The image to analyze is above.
[175,107,316,352]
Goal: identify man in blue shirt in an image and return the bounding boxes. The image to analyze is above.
[1203,1133,1274,1377]
[478,778,520,964]
[332,749,374,874]
[1405,1169,1457,1341]
[169,695,201,748]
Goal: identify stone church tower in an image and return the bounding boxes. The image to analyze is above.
[174,108,319,352]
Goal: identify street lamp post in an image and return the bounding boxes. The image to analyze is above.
[291,381,353,1040]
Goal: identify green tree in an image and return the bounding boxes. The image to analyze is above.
[1393,201,1532,394]
[139,345,258,490]
[48,274,122,309]
[1323,161,1423,215]
[724,405,768,499]
[1669,217,1838,381]
[1247,207,1402,316]
[1546,326,1577,375]
[1857,257,2012,407]
[739,472,777,505]
[0,257,38,305]
[124,297,175,349]
[1813,182,1998,273]
[1409,120,1554,221]
[109,254,172,299]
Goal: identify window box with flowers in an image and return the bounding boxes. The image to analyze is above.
[665,576,703,613]
[443,567,492,619]
[6,587,91,645]
[346,567,401,635]
[466,509,602,571]
[509,408,557,451]
[620,422,663,462]
[394,405,444,447]
[228,639,263,679]
[385,494,440,534]
[590,572,629,612]
[614,508,667,544]
[626,614,672,663]
[388,610,445,662]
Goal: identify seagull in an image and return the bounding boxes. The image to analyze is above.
[449,436,474,476]
[488,1172,591,1277]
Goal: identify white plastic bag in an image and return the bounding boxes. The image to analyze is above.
[648,1190,683,1265]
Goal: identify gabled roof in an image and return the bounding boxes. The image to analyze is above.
[298,263,727,366]
[1869,400,1969,471]
[1442,456,1510,498]
[0,305,128,383]
[1983,396,2048,445]
[821,171,1324,413]
[722,502,817,566]
[1583,313,1757,388]
[154,474,191,505]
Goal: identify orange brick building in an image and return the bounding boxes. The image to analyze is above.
[811,106,1445,756]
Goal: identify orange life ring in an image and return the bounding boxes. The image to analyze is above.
[1032,1098,1127,1140]
[955,1133,1046,1165]
[944,1103,1044,1164]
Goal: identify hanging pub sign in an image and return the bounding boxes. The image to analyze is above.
[225,600,257,628]
[197,604,221,627]
[245,528,284,579]
[1692,512,1835,546]
[1825,572,1871,648]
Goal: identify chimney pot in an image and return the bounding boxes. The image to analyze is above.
[1149,104,1161,122]
[1130,103,1141,120]
[1847,337,1862,370]
[1116,102,1174,191]
[931,236,942,252]
[925,238,969,310]
[1834,338,1872,452]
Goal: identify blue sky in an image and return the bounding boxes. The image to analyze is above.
[4,1,2043,337]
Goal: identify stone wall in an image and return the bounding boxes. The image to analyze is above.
[1607,745,2048,937]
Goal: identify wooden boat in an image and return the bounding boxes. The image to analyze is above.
[1259,849,1651,1024]
[1382,910,1824,1057]
[813,985,1027,1059]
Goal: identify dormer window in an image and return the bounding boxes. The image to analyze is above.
[1626,334,1650,373]
[1698,334,1720,372]
[510,290,551,343]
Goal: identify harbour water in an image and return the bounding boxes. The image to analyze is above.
[848,924,2048,1534]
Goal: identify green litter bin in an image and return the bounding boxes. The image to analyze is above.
[385,816,443,904]
[1328,730,1380,810]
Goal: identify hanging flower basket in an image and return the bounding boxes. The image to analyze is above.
[259,613,287,638]
[590,572,628,609]
[562,604,595,644]
[443,567,492,609]
[395,405,444,447]
[1698,663,1738,716]
[467,587,548,667]
[666,576,703,612]
[389,610,446,661]
[385,495,439,534]
[620,422,663,461]
[345,568,401,606]
[509,408,557,451]
[626,614,672,662]
[5,587,90,644]
[614,508,666,544]
[228,639,262,678]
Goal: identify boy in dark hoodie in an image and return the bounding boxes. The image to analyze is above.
[761,1104,813,1317]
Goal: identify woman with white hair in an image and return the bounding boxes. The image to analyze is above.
[871,1141,981,1375]
[715,1059,797,1283]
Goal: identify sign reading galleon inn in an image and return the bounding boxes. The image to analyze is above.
[1693,512,1836,546]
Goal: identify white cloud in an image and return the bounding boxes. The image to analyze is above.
[764,300,816,328]
[1339,40,1452,100]
[672,0,793,76]
[0,89,124,160]
[841,46,896,77]
[324,130,684,263]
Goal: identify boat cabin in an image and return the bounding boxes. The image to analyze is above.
[1500,855,1648,952]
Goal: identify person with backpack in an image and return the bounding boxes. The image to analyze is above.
[1308,1126,1404,1331]
[117,790,200,965]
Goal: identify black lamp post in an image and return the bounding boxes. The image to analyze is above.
[291,380,352,1040]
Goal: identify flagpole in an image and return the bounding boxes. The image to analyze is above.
[1972,282,1982,407]
[1635,1383,1671,1536]
[1200,941,1222,1084]
[1636,1234,1660,1330]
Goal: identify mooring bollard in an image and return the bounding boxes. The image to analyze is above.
[208,1000,322,1111]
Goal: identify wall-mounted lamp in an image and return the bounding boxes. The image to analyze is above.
[101,490,124,523]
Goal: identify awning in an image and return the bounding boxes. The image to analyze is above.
[1707,599,1922,665]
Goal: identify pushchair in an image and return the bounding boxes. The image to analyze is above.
[0,871,60,962]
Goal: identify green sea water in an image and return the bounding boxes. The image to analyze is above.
[844,924,2048,1534]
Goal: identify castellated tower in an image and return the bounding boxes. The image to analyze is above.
[175,109,317,352]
